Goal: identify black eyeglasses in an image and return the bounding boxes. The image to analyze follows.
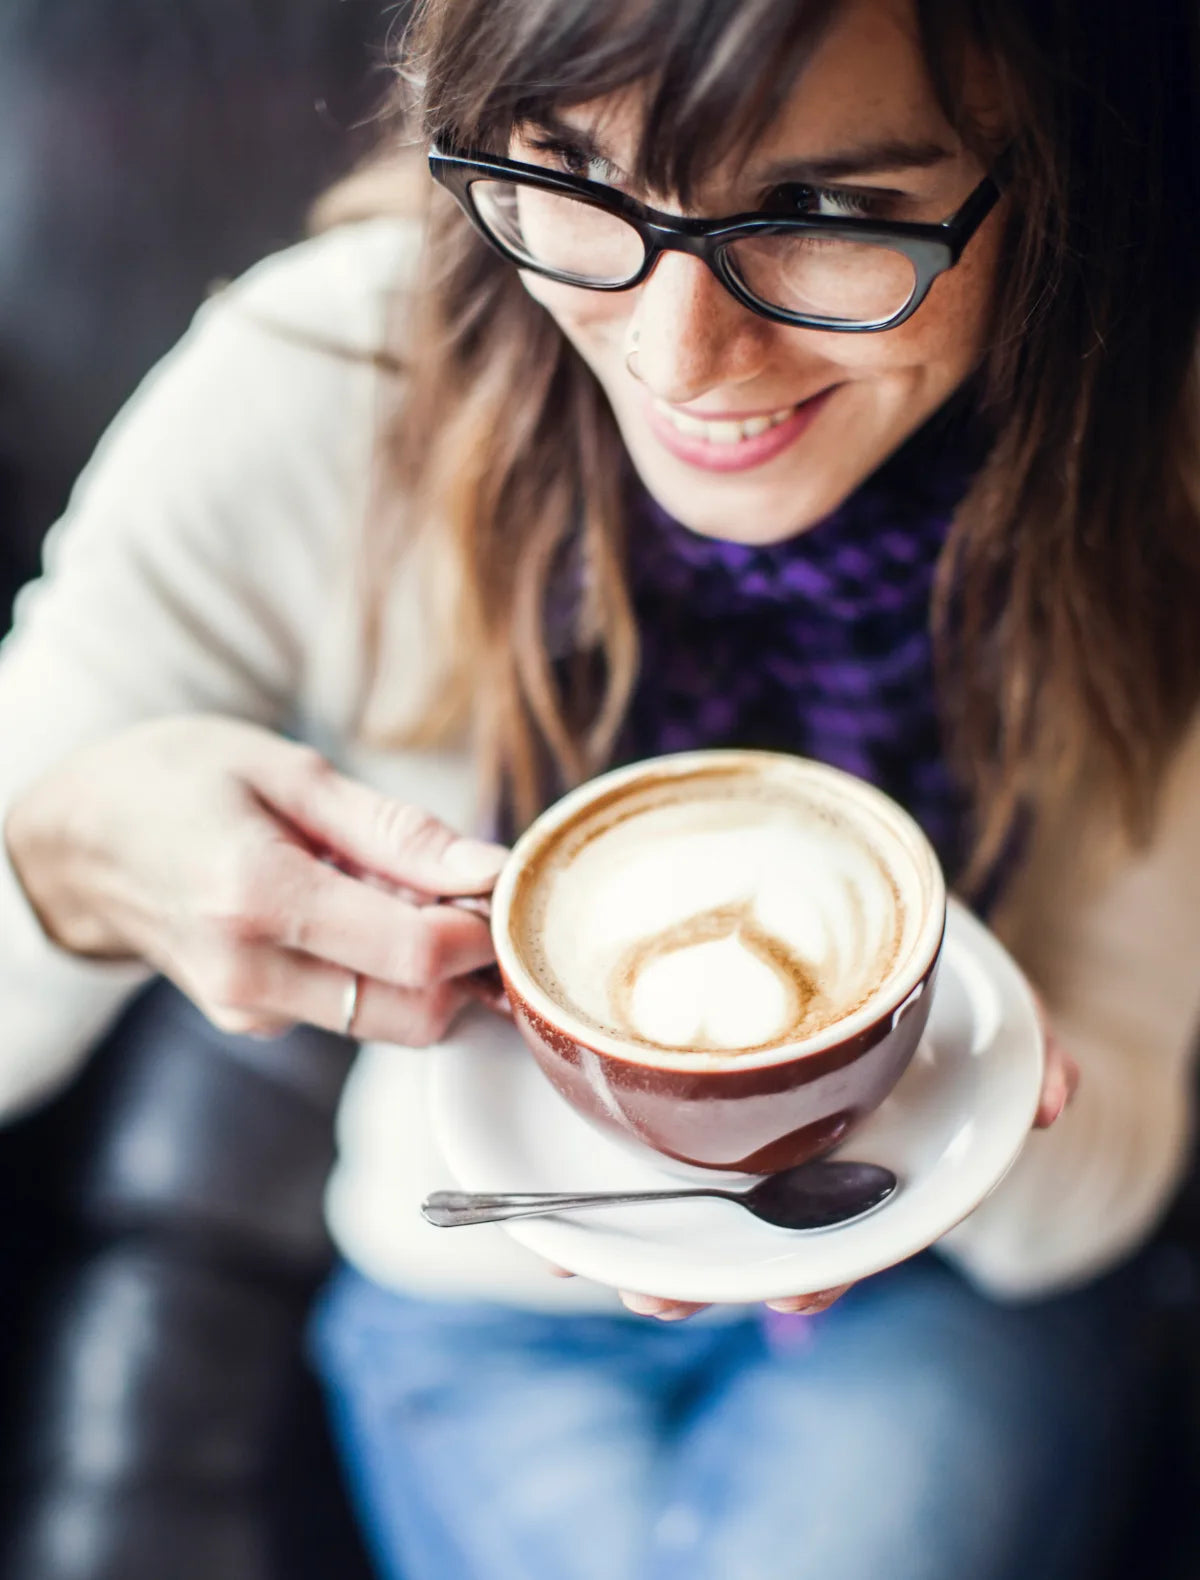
[430,146,1003,333]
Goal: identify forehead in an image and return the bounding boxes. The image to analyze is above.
[553,0,991,179]
[759,0,945,148]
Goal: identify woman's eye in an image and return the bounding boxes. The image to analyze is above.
[766,184,882,220]
[527,137,619,186]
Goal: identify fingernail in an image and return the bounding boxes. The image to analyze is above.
[1039,1076,1066,1121]
[653,1307,694,1322]
[765,1299,819,1315]
[443,839,509,887]
[620,1293,663,1316]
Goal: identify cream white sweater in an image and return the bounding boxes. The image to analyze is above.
[1,218,1196,1307]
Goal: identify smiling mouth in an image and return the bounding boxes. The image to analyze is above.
[643,387,836,473]
[649,397,801,446]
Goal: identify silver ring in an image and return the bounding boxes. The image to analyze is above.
[340,972,362,1037]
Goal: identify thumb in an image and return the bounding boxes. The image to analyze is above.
[256,746,509,896]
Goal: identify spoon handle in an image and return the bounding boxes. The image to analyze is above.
[422,1187,721,1227]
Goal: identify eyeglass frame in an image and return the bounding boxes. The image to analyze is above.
[429,144,1005,334]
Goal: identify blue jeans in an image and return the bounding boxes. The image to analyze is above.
[310,1256,1152,1580]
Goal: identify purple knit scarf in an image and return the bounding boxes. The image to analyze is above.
[610,407,982,884]
[616,411,982,1334]
[539,410,985,1325]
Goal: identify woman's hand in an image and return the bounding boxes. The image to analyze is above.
[612,997,1080,1321]
[4,716,509,1045]
[616,1283,855,1322]
[1032,1013,1080,1129]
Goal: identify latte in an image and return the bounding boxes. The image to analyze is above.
[511,760,931,1056]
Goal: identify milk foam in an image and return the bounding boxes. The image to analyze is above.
[520,777,914,1053]
[627,931,795,1048]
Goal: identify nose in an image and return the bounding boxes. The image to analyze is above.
[629,250,771,405]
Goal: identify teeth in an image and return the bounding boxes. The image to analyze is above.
[672,410,708,437]
[708,420,744,446]
[652,398,796,444]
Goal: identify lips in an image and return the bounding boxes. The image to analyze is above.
[645,388,835,473]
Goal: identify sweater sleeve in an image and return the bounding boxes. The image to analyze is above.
[939,728,1200,1299]
[0,220,414,1120]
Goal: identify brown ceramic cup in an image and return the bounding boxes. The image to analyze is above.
[489,751,946,1175]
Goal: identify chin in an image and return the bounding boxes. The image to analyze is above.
[639,468,857,548]
[623,421,875,547]
[673,513,822,547]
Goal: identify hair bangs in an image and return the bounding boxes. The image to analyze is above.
[405,0,839,201]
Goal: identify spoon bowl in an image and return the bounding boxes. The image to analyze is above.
[738,1160,896,1228]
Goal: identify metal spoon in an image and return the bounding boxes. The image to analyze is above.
[422,1159,897,1230]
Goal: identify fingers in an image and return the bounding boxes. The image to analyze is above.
[1034,1027,1080,1128]
[764,1283,852,1314]
[190,943,473,1046]
[1029,993,1081,1129]
[254,747,509,896]
[615,1284,854,1321]
[216,839,496,987]
[619,1293,711,1321]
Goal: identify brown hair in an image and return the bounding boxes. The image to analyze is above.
[353,0,1200,880]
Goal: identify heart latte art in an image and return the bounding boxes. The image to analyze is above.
[513,767,924,1055]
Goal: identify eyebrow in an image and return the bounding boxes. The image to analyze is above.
[754,139,956,184]
[523,113,622,167]
[522,114,954,188]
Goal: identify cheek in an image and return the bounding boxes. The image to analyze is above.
[519,272,630,356]
[902,254,995,372]
[802,220,1001,382]
[888,220,1001,372]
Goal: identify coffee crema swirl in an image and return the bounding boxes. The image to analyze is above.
[514,768,914,1056]
[611,902,828,1050]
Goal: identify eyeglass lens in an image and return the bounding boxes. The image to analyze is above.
[472,181,644,286]
[469,179,918,323]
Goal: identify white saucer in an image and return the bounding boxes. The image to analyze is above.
[429,899,1044,1304]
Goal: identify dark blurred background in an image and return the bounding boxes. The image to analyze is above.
[1,5,1199,1580]
[0,5,394,1576]
[0,0,393,626]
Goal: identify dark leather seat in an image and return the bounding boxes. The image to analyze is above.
[0,6,393,1573]
[0,983,373,1580]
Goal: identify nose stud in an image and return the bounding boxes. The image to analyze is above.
[624,325,644,384]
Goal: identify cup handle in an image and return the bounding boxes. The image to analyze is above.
[442,894,510,1015]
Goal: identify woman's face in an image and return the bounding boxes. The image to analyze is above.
[515,0,1004,545]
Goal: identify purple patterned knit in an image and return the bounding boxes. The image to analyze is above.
[540,412,984,1327]
[610,412,982,1334]
[612,411,980,882]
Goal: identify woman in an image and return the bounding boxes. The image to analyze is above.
[2,0,1198,1575]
